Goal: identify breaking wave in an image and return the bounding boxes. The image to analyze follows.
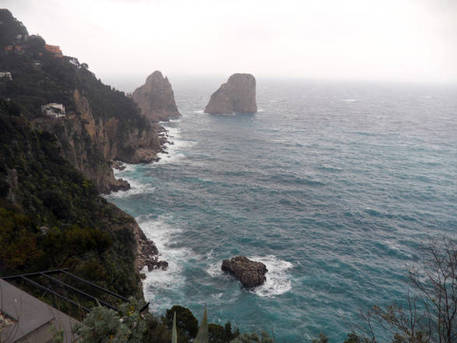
[250,255,293,297]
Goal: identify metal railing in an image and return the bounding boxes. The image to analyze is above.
[1,269,149,314]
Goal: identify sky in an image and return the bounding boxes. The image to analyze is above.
[2,0,457,85]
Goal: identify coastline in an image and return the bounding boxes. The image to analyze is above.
[106,121,178,293]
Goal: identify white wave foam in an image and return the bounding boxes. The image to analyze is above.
[258,108,265,112]
[114,162,136,174]
[207,261,223,277]
[193,109,204,114]
[343,98,357,103]
[111,179,156,198]
[138,215,194,310]
[162,118,181,123]
[249,255,293,297]
[107,164,155,198]
[155,126,194,165]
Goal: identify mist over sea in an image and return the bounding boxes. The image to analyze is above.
[106,78,457,342]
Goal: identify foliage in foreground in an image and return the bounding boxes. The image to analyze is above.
[75,300,272,343]
[345,238,457,343]
[75,298,146,343]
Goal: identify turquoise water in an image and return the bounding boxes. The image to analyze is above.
[107,79,457,342]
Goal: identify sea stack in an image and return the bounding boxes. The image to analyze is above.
[221,256,267,288]
[132,71,180,121]
[204,73,257,115]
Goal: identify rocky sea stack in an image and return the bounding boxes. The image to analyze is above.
[132,71,180,122]
[205,73,257,115]
[221,256,267,288]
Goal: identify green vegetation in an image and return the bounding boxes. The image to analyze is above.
[194,308,209,343]
[75,298,147,343]
[76,302,271,343]
[172,312,178,343]
[0,101,142,305]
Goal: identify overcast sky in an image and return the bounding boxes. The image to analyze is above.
[3,0,457,85]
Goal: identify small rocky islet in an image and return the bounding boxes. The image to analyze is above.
[132,70,181,122]
[205,73,257,115]
[221,256,268,288]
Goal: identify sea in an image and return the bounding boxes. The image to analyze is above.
[105,77,457,342]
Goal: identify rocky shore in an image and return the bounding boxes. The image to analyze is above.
[133,222,168,273]
[109,127,174,278]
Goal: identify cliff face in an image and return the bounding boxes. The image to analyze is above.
[34,90,163,193]
[132,71,180,122]
[0,9,165,193]
[0,109,149,298]
[204,73,257,114]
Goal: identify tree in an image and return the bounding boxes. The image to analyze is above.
[165,305,199,342]
[355,239,457,343]
[409,239,457,343]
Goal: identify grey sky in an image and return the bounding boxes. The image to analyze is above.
[3,0,457,84]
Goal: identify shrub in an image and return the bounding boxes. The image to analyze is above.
[166,305,199,342]
[75,298,146,343]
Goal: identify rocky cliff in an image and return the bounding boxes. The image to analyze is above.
[0,9,165,193]
[0,108,155,299]
[132,71,180,122]
[204,73,257,114]
[34,90,164,193]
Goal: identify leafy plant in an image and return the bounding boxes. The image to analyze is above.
[194,308,209,343]
[166,305,199,342]
[172,312,178,343]
[75,297,146,343]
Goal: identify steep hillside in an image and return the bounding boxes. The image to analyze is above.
[0,100,149,299]
[0,9,167,306]
[0,9,165,193]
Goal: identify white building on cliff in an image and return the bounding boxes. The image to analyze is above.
[41,103,66,118]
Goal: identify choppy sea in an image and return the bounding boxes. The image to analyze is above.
[106,78,457,342]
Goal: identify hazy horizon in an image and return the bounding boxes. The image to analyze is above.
[3,0,457,88]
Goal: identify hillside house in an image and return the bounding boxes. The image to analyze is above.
[44,44,63,58]
[0,72,12,80]
[41,103,66,118]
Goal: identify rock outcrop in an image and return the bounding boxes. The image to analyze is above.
[205,73,257,114]
[34,90,163,193]
[132,71,180,122]
[221,256,267,288]
[132,221,168,272]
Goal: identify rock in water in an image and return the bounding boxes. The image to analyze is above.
[133,71,181,121]
[204,73,257,114]
[221,256,267,288]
